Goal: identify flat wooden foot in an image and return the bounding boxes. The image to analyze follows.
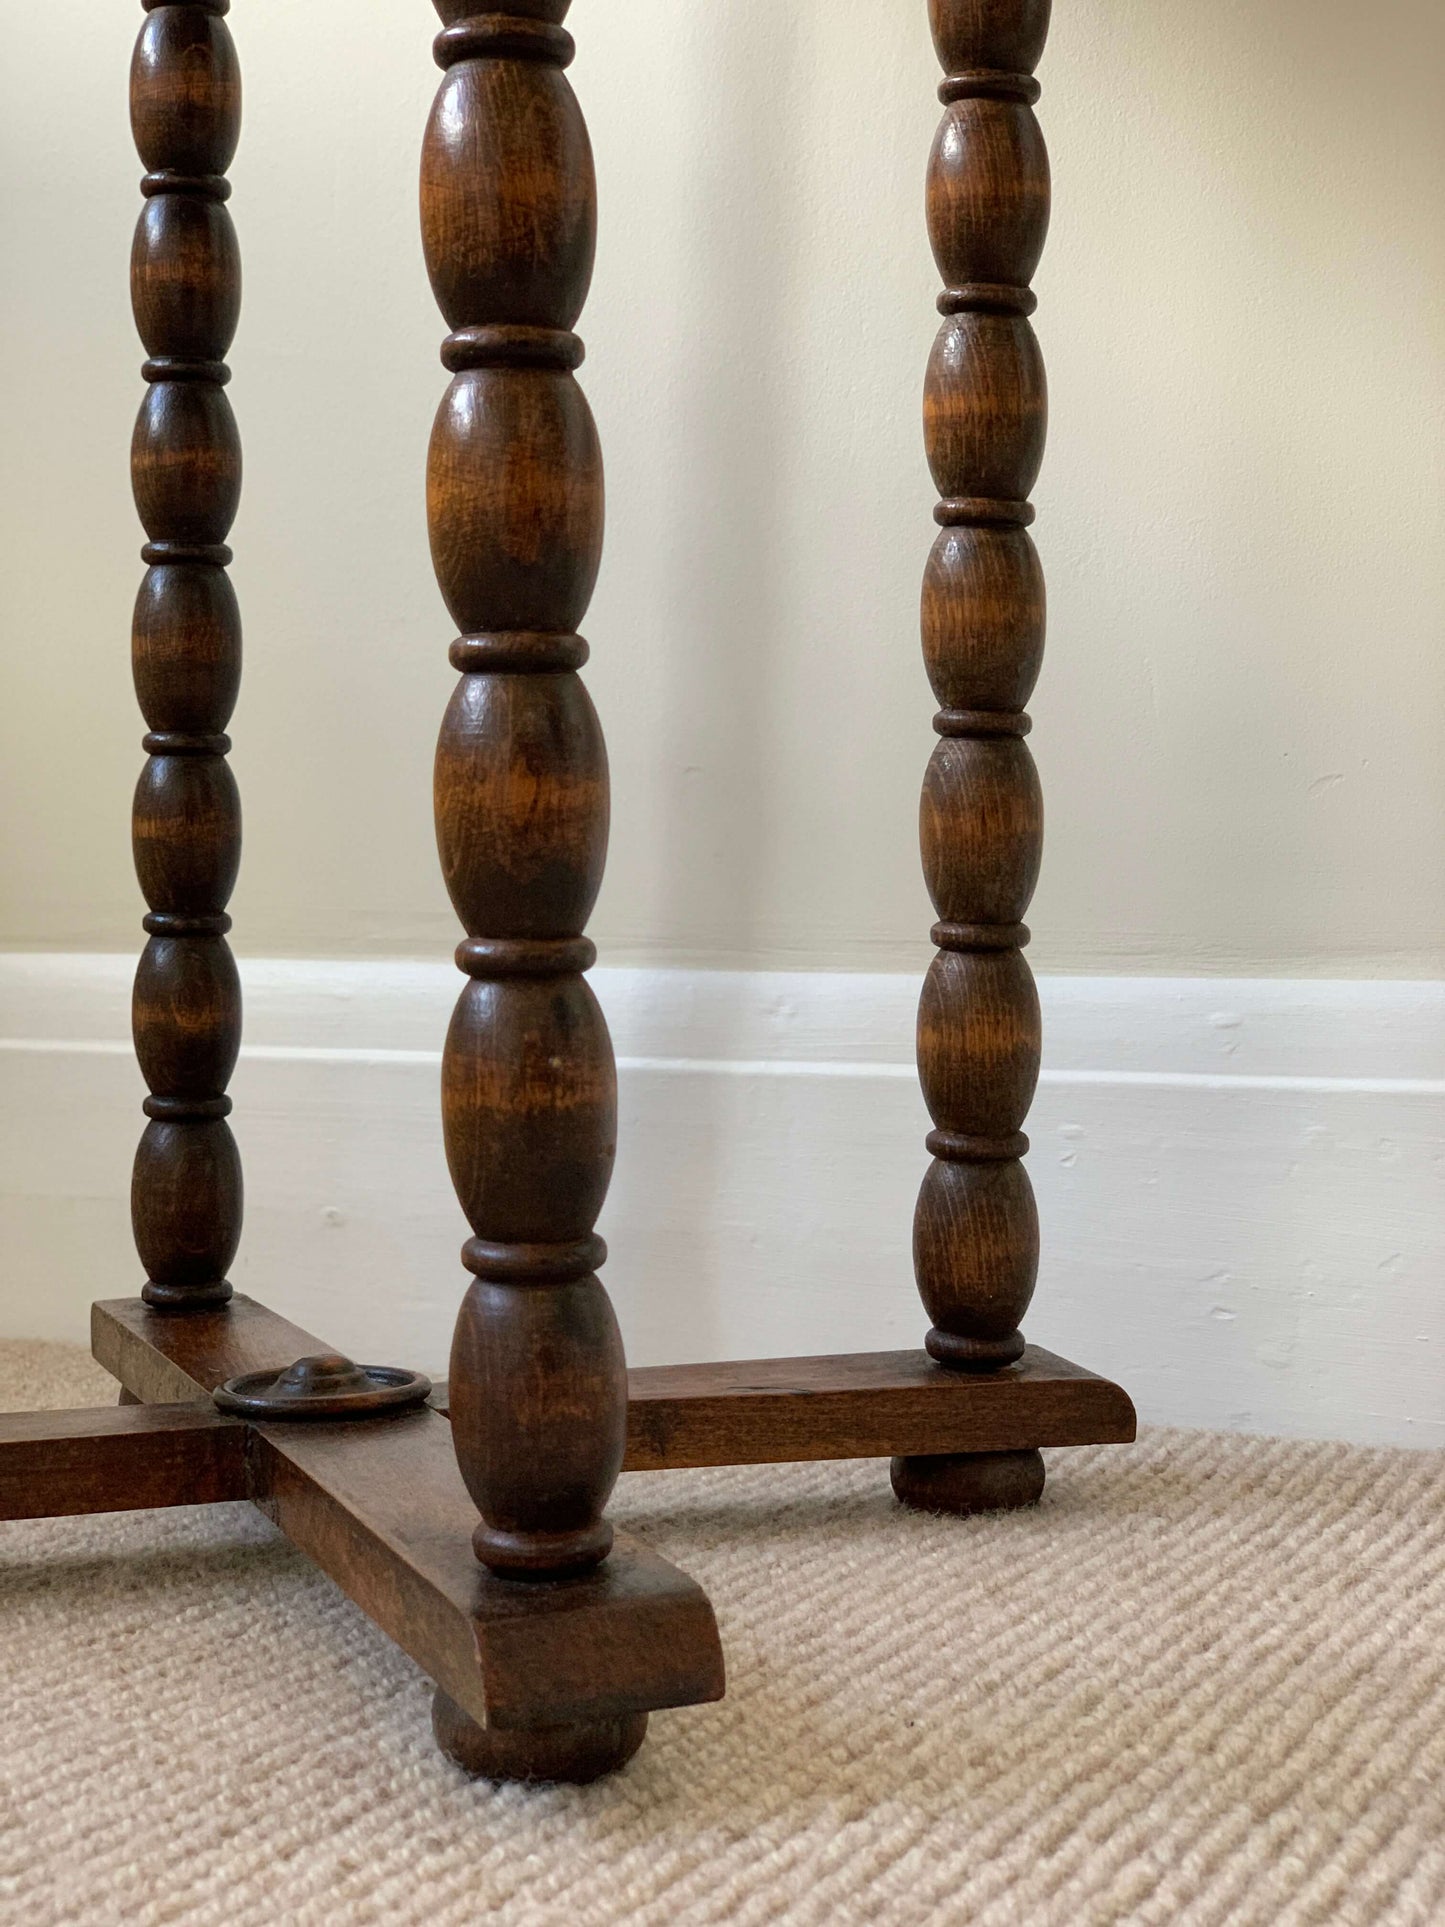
[432,1690,647,1784]
[890,1447,1045,1516]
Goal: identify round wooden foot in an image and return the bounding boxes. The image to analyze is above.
[431,1690,648,1785]
[890,1447,1045,1516]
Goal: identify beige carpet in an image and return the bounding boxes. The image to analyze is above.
[1,1343,1442,1927]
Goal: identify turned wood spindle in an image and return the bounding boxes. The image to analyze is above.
[420,1,642,1779]
[892,0,1053,1516]
[128,0,244,1313]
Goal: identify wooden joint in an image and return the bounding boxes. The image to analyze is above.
[140,172,231,202]
[454,936,598,979]
[932,708,1031,737]
[140,1279,234,1312]
[472,1516,613,1578]
[442,326,584,373]
[91,1296,726,1733]
[140,541,232,567]
[462,1235,607,1283]
[141,358,231,385]
[142,731,232,755]
[938,284,1037,318]
[926,1128,1030,1161]
[433,16,575,69]
[142,911,232,936]
[448,632,590,673]
[142,1094,232,1121]
[925,1327,1028,1370]
[934,498,1035,528]
[938,70,1042,106]
[931,920,1031,952]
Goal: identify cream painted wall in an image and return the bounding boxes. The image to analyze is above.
[1,0,1441,975]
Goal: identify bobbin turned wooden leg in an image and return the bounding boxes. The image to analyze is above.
[128,0,245,1315]
[893,0,1056,1516]
[419,0,1130,1516]
[417,0,719,1780]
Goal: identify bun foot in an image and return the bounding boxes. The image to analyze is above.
[431,1690,648,1784]
[891,1447,1045,1516]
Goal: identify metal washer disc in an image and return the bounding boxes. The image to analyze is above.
[213,1353,432,1420]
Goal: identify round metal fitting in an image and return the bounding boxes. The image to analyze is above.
[213,1353,432,1420]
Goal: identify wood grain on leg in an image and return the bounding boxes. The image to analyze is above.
[422,0,622,1590]
[413,0,716,1779]
[128,0,245,1313]
[898,0,1061,1515]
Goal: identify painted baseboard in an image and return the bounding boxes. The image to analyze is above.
[1,955,1441,1448]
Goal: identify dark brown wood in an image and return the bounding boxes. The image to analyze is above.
[623,1348,1133,1470]
[896,0,1058,1515]
[128,0,244,1313]
[94,1293,323,1403]
[0,0,1130,1793]
[432,1349,1134,1467]
[416,5,702,1774]
[91,1297,725,1748]
[0,0,1129,1800]
[421,0,629,1598]
[431,1693,647,1786]
[890,1447,1046,1515]
[0,1403,245,1520]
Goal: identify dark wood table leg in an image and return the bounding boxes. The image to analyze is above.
[128,0,245,1315]
[896,0,1062,1517]
[415,1,712,1780]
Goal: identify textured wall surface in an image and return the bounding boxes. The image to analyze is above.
[1,0,1442,972]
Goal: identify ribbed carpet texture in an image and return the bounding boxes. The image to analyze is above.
[2,1343,1443,1927]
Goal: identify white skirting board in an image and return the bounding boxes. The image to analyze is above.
[1,955,1441,1448]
